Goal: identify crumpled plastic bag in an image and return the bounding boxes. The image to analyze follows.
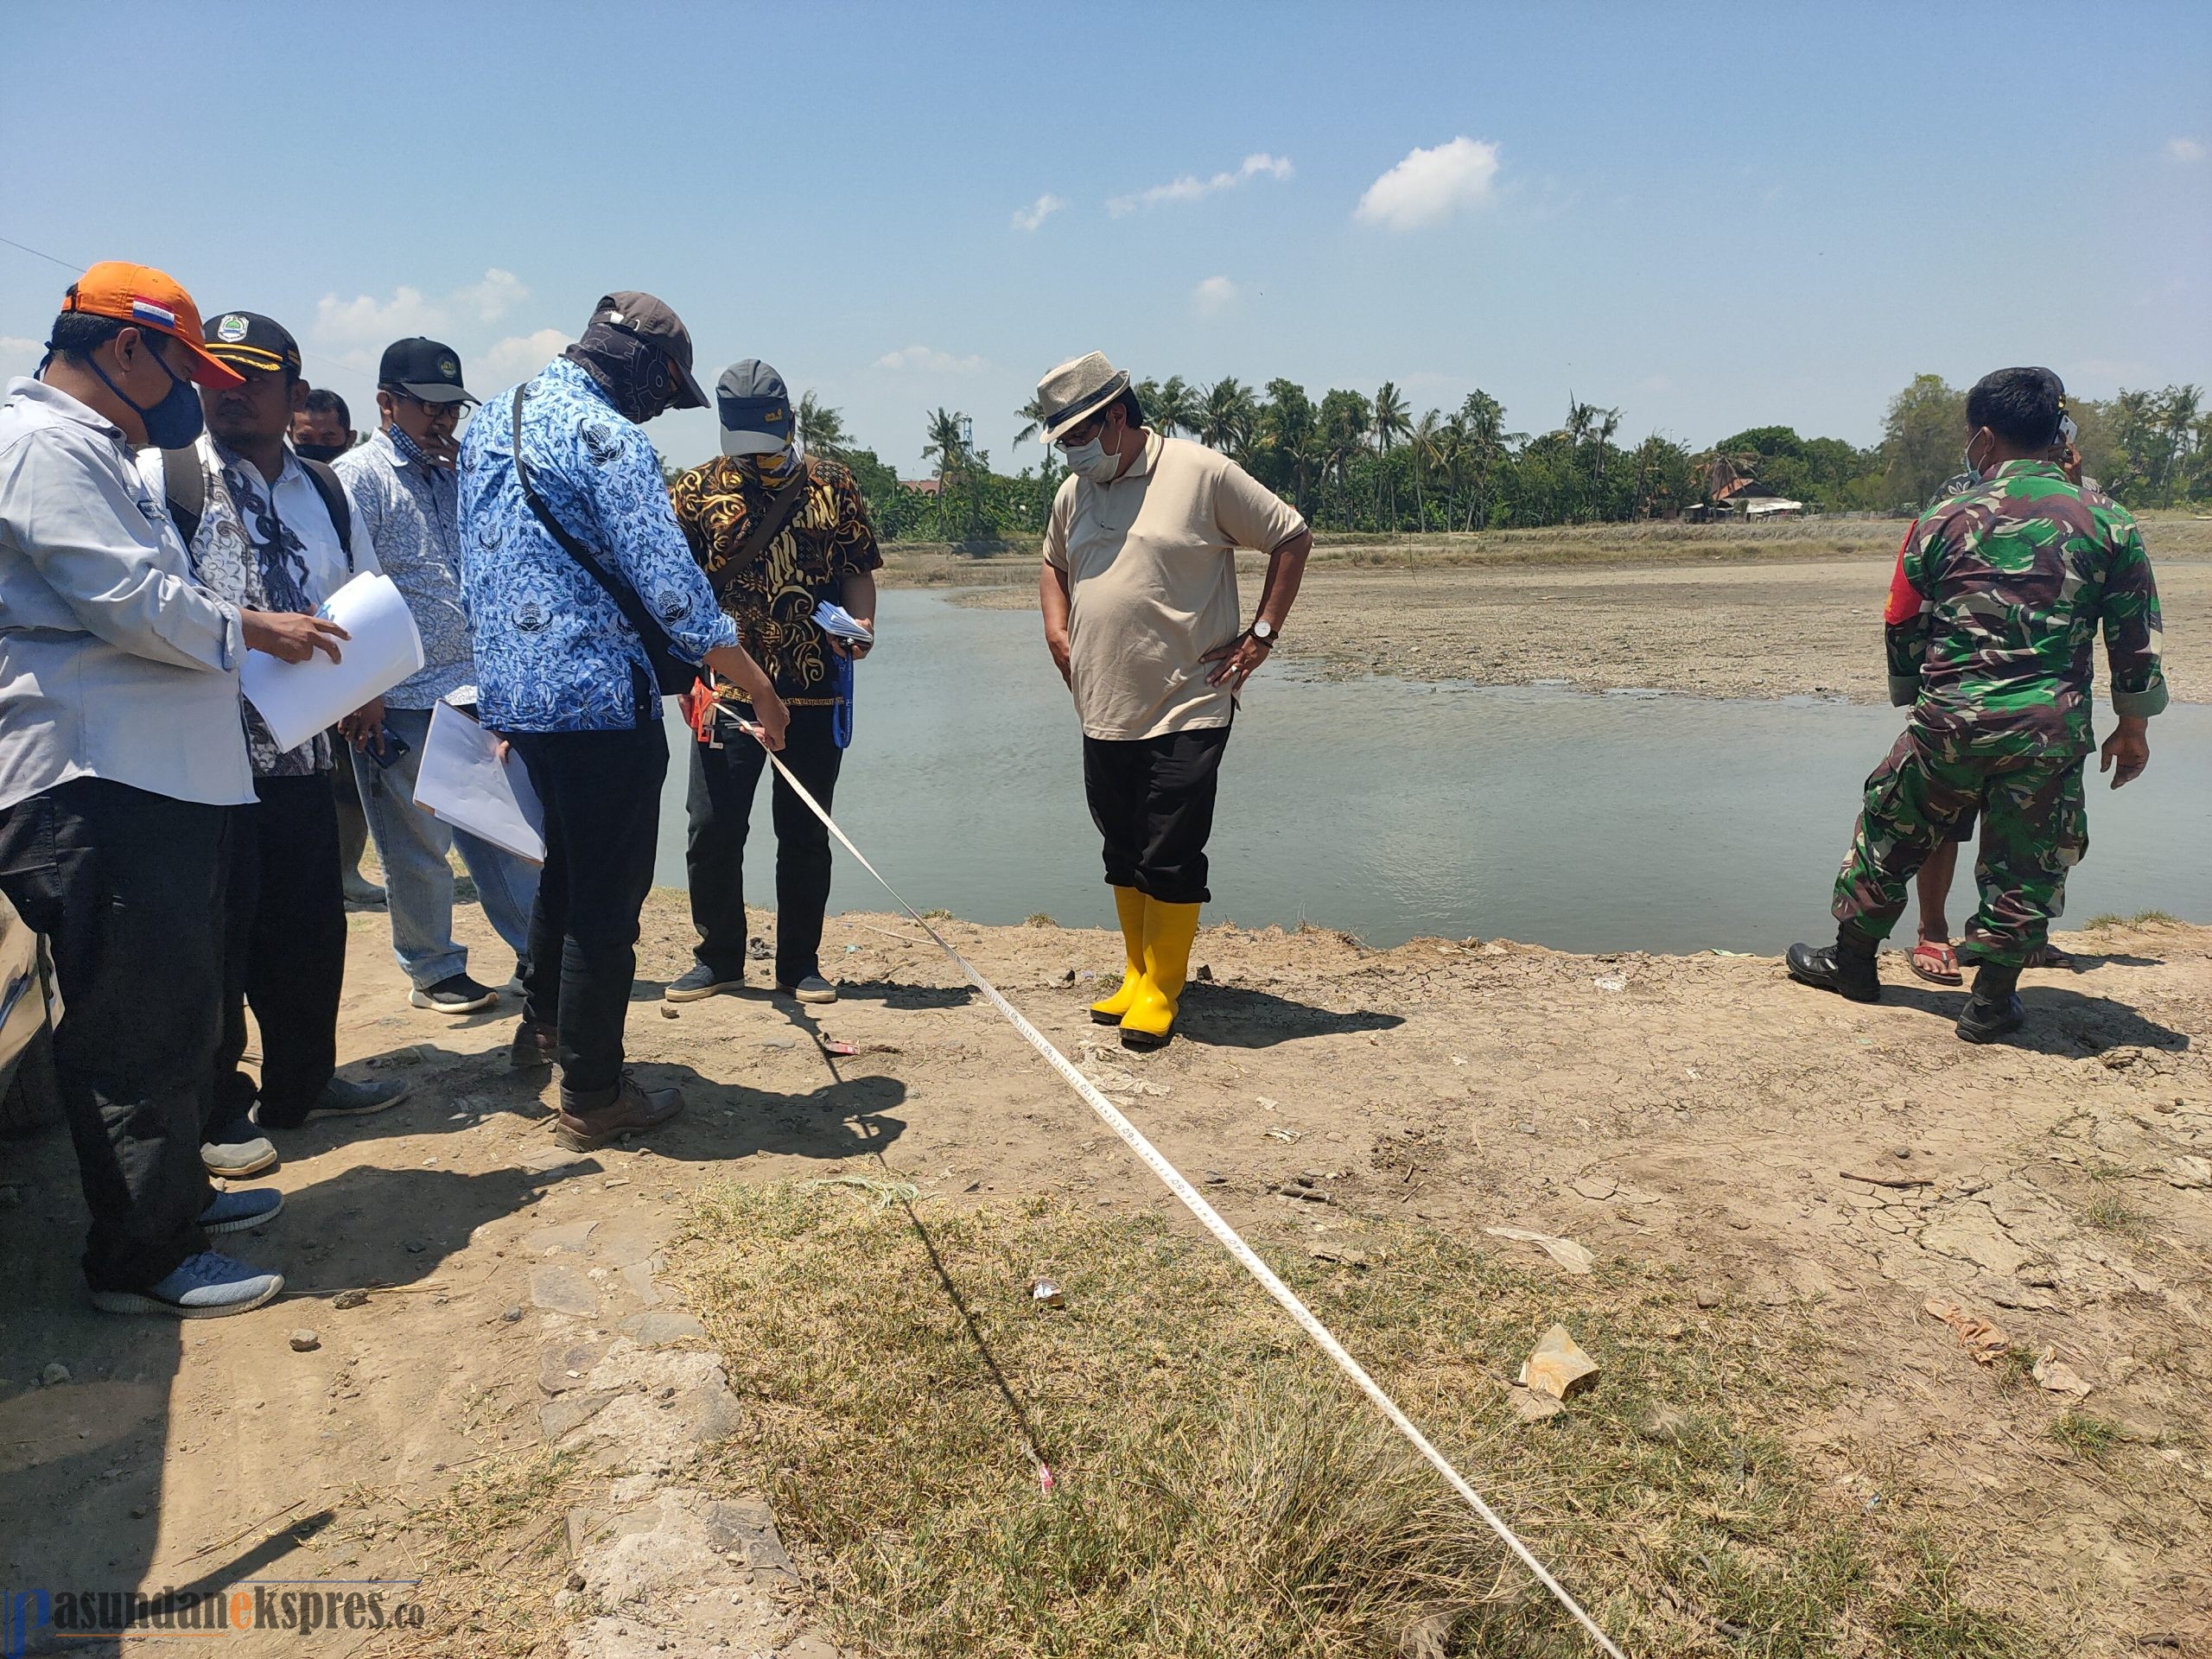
[1923,1298,2008,1364]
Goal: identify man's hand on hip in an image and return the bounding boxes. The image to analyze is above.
[1202,629,1273,689]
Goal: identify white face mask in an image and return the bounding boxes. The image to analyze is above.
[1060,416,1124,484]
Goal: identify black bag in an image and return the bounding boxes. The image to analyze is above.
[511,381,698,697]
[164,447,354,570]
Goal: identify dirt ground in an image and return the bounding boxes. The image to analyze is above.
[4,891,2207,1653]
[3,527,2208,1653]
[934,516,2212,703]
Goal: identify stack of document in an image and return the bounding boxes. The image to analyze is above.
[812,600,873,647]
[412,702,545,864]
[239,572,427,753]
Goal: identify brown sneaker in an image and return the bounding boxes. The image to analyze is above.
[554,1074,684,1149]
[510,1020,556,1071]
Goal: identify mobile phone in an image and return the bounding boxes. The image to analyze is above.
[363,725,413,768]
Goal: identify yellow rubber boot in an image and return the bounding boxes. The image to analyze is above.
[1090,887,1149,1025]
[1121,900,1201,1049]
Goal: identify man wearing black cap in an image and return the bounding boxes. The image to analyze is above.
[143,310,409,1175]
[458,293,786,1151]
[668,360,882,1006]
[339,339,541,1017]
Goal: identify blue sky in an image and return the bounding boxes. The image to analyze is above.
[3,0,2207,474]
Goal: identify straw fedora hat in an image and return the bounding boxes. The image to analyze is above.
[1035,352,1132,444]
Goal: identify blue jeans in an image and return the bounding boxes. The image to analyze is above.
[350,705,540,989]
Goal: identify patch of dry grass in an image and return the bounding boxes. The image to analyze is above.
[667,1184,2044,1659]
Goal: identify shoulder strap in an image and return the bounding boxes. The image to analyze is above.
[297,456,354,571]
[511,382,674,653]
[162,447,206,547]
[730,467,811,575]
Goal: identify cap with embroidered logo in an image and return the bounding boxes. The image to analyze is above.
[201,311,302,379]
[378,336,477,405]
[715,359,794,456]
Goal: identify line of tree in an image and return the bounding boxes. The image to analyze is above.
[776,374,2211,546]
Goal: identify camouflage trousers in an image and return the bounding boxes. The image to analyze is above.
[1831,728,2088,968]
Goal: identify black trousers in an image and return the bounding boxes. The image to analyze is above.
[512,723,666,1096]
[685,703,843,985]
[0,779,225,1290]
[216,773,347,1129]
[1081,723,1230,906]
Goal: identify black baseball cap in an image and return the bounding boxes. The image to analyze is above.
[203,310,302,378]
[378,337,477,405]
[588,291,708,410]
[715,359,793,456]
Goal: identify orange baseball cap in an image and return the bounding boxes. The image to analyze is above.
[60,262,245,390]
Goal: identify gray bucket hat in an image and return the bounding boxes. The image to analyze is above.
[1035,352,1131,444]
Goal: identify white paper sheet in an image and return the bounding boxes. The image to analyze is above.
[238,572,427,753]
[412,702,546,865]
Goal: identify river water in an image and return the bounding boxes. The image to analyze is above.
[652,588,2210,956]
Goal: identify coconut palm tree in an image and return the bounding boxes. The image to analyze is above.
[1148,375,1199,439]
[1371,382,1411,529]
[796,391,849,461]
[1011,393,1051,452]
[1458,391,1507,531]
[1408,409,1441,531]
[923,408,980,539]
[1198,378,1256,460]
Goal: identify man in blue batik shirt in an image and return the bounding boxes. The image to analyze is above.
[457,291,785,1151]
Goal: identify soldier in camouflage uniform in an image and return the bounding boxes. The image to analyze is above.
[1788,367,2167,1043]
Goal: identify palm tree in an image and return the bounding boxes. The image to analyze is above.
[1149,374,1199,439]
[796,391,849,461]
[1371,381,1411,529]
[1458,391,1507,531]
[1592,405,1622,486]
[1012,393,1051,453]
[1198,378,1256,461]
[1408,409,1441,531]
[923,408,979,539]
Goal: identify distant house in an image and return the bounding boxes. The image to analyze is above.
[899,477,943,497]
[1688,474,1806,522]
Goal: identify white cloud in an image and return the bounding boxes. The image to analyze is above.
[1109,153,1294,216]
[312,268,533,346]
[454,268,529,322]
[480,327,570,387]
[1192,276,1240,318]
[0,335,42,381]
[1012,193,1067,232]
[1355,137,1502,232]
[2169,137,2206,163]
[874,345,986,373]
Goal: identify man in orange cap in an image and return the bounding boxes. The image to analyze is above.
[0,264,341,1317]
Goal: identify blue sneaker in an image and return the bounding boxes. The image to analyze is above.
[199,1186,283,1236]
[91,1251,284,1319]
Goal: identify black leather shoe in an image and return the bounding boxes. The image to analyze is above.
[1955,991,2025,1044]
[1785,940,1882,1003]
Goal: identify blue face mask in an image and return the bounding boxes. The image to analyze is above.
[90,339,205,448]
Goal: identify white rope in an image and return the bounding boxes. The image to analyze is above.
[734,723,1628,1657]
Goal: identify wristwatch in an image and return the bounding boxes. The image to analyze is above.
[1251,618,1277,646]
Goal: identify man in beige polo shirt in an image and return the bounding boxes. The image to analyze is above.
[1037,352,1311,1048]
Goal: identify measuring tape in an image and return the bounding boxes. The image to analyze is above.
[736,723,1630,1657]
